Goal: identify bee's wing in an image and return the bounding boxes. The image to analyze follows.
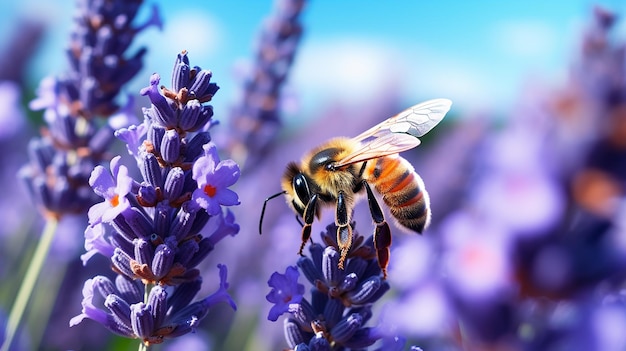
[353,98,452,142]
[336,98,451,167]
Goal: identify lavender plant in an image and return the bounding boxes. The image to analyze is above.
[70,51,240,349]
[266,222,423,350]
[21,0,161,218]
[228,0,305,169]
[3,2,161,350]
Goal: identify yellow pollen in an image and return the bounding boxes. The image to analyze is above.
[204,184,217,197]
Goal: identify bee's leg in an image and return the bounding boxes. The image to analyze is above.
[363,181,391,279]
[335,191,352,269]
[299,194,318,255]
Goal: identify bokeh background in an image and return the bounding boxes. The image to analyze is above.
[3,0,626,350]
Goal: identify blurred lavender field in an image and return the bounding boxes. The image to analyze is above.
[2,1,626,351]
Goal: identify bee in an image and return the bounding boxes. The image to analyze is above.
[260,99,452,278]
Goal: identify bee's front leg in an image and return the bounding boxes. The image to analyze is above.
[299,194,318,255]
[335,191,352,269]
[364,181,391,279]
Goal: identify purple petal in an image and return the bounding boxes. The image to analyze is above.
[89,166,115,198]
[214,189,240,207]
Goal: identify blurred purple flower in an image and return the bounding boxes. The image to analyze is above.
[0,81,25,139]
[227,0,306,168]
[191,143,241,215]
[20,0,160,218]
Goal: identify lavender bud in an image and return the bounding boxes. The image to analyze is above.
[152,243,175,280]
[178,99,201,131]
[110,234,134,260]
[160,129,181,164]
[115,275,143,305]
[322,298,344,329]
[297,256,324,285]
[153,202,172,237]
[92,275,116,297]
[169,206,197,241]
[309,243,324,272]
[140,74,174,127]
[163,167,185,201]
[346,276,383,305]
[138,184,157,206]
[344,257,367,279]
[148,285,168,329]
[309,335,331,351]
[112,248,136,279]
[171,52,190,92]
[123,207,153,239]
[190,105,213,132]
[130,302,154,339]
[140,152,163,188]
[111,215,136,242]
[338,273,358,292]
[290,299,316,328]
[188,69,212,99]
[284,318,309,349]
[147,124,165,151]
[322,246,341,286]
[330,313,363,343]
[104,294,132,328]
[133,238,153,266]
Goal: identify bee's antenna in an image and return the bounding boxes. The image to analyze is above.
[259,191,287,235]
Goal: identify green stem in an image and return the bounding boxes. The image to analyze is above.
[1,218,58,351]
[28,255,69,351]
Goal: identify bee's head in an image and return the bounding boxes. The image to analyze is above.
[282,162,310,216]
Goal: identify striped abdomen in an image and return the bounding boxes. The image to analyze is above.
[362,155,431,233]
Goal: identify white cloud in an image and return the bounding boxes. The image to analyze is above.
[160,12,222,59]
[290,36,519,116]
[291,38,402,103]
[492,20,558,59]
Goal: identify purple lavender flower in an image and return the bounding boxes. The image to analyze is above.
[72,52,241,348]
[20,0,161,218]
[191,143,241,215]
[87,156,133,226]
[70,265,235,345]
[266,266,305,321]
[267,223,390,350]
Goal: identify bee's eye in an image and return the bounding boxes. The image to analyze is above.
[293,173,311,204]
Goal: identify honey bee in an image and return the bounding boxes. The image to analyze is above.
[260,99,451,278]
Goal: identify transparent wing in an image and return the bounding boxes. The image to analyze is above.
[336,98,451,167]
[353,98,452,142]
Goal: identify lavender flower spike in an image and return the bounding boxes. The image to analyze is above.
[75,52,241,348]
[268,223,390,349]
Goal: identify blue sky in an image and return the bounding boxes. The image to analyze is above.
[2,0,624,120]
